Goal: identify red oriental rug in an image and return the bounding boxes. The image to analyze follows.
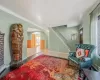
[0,55,79,80]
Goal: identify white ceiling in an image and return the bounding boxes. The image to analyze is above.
[0,0,98,29]
[27,28,41,32]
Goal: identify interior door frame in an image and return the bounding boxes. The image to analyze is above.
[79,28,83,44]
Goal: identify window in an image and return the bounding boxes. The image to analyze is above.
[96,15,100,56]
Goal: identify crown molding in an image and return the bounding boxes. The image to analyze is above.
[0,5,44,30]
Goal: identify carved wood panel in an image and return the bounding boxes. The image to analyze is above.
[0,33,4,67]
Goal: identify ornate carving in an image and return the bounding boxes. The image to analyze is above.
[0,33,4,67]
[10,24,24,67]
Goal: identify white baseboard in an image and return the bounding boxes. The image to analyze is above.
[0,65,7,73]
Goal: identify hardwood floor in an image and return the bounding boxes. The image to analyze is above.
[0,54,38,78]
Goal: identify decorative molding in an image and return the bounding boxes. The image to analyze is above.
[90,0,100,14]
[0,5,44,30]
[89,0,100,14]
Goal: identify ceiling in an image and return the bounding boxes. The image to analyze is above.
[27,28,41,32]
[0,0,98,29]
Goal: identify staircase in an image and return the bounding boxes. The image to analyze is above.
[53,27,71,49]
[51,26,77,51]
[49,27,70,53]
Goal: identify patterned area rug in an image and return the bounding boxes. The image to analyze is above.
[0,55,79,80]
